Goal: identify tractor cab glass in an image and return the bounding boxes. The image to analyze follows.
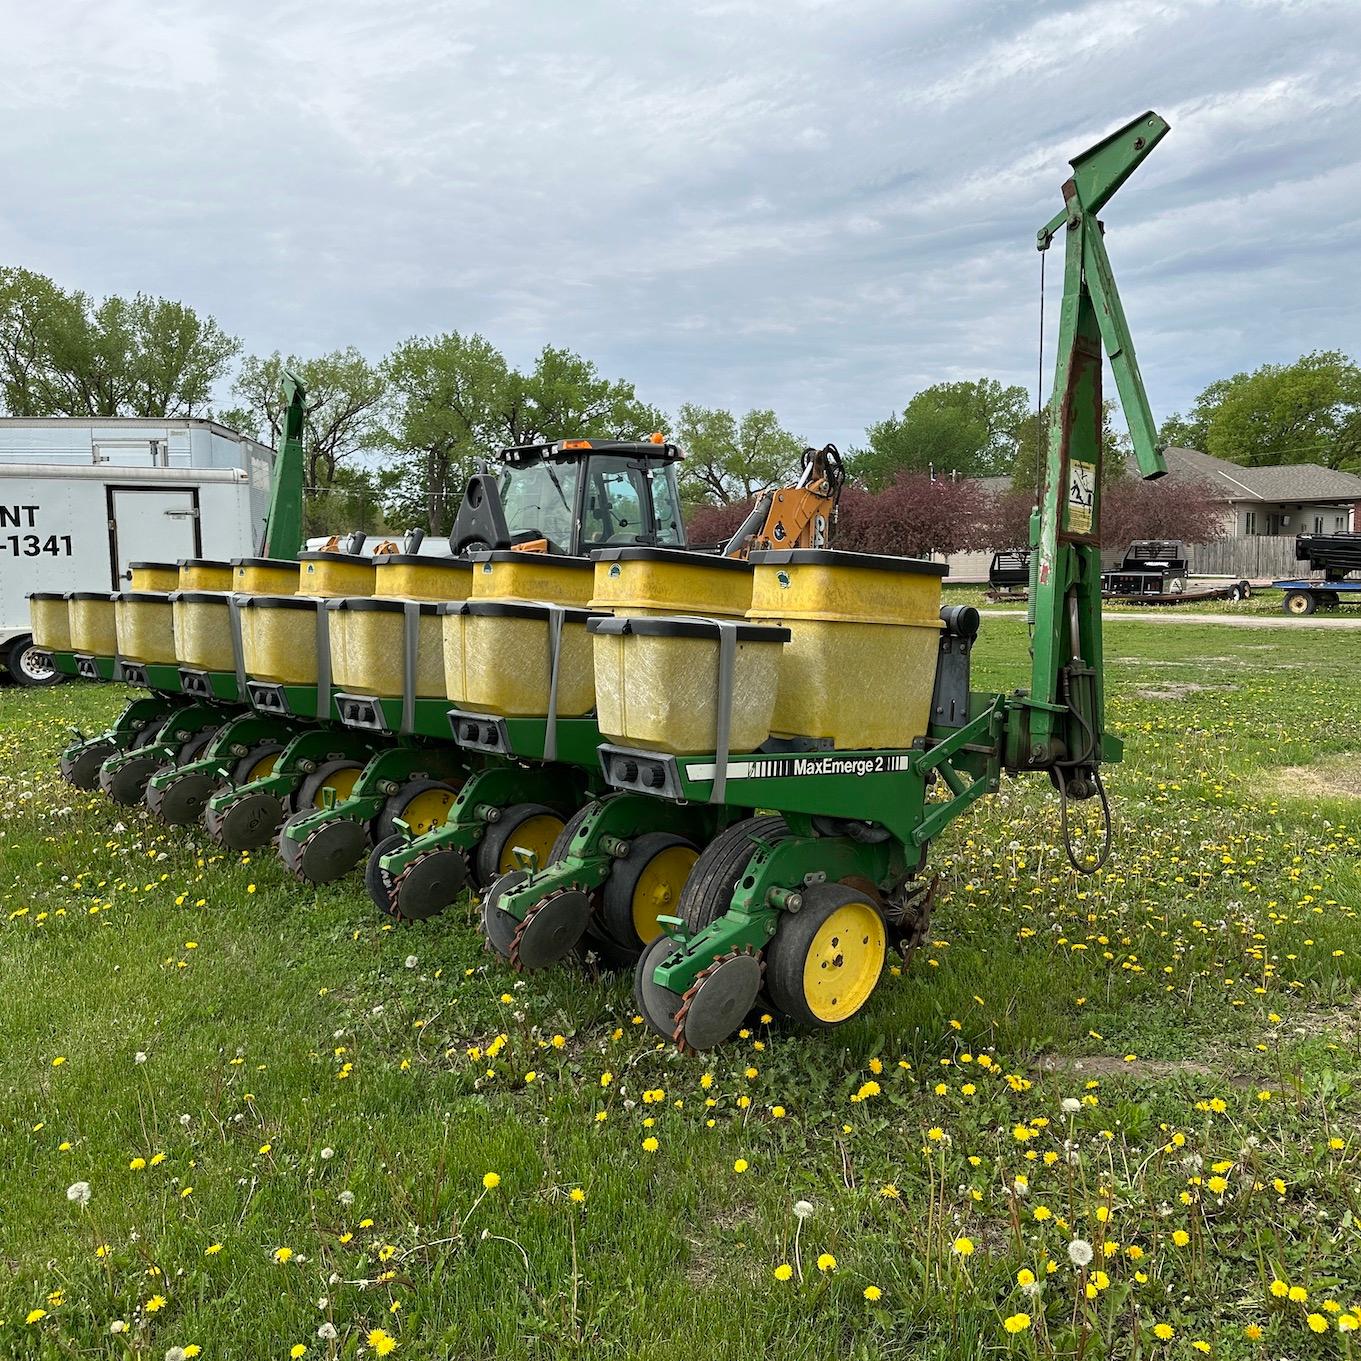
[582,454,684,549]
[499,454,581,552]
[498,450,684,553]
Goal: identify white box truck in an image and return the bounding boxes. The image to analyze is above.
[0,418,276,684]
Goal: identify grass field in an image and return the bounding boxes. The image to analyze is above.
[1,616,1359,1360]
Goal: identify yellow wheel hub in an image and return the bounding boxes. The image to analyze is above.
[245,753,278,782]
[401,787,455,836]
[802,900,886,1023]
[1287,594,1309,614]
[631,845,698,944]
[500,813,565,875]
[311,766,361,809]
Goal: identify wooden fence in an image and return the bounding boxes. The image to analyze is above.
[1184,537,1301,580]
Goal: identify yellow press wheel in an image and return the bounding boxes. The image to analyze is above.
[601,832,701,952]
[372,779,460,842]
[298,760,365,812]
[472,803,567,888]
[765,884,887,1028]
[228,743,284,786]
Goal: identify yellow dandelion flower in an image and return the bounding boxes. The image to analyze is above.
[864,1285,882,1301]
[25,1309,47,1325]
[1152,1323,1173,1341]
[367,1328,397,1356]
[733,1159,749,1174]
[1307,1314,1328,1334]
[273,1246,293,1264]
[1269,1279,1288,1298]
[146,1295,167,1313]
[642,1137,659,1153]
[569,1187,585,1203]
[773,1263,793,1281]
[1003,1313,1032,1334]
[291,1347,307,1359]
[1289,1285,1308,1303]
[817,1253,837,1273]
[952,1237,974,1257]
[482,1172,501,1190]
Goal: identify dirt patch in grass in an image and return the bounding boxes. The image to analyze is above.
[1269,757,1361,802]
[1132,681,1236,701]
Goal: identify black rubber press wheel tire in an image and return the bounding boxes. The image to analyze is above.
[673,815,788,938]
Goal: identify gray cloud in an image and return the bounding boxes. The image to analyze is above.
[2,0,1358,450]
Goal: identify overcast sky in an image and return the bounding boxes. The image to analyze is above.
[3,0,1359,450]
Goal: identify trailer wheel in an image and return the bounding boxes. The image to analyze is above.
[764,883,887,1030]
[1284,590,1317,616]
[1227,583,1244,603]
[5,636,61,687]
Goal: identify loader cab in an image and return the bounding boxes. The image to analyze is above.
[451,438,687,557]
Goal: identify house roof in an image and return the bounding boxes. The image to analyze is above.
[1164,447,1361,504]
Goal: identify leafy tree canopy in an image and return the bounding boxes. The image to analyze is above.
[852,378,1030,488]
[1159,351,1361,470]
[674,403,805,506]
[0,266,238,418]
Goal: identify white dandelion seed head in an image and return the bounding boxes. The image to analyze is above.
[134,1052,147,1065]
[328,1272,340,1286]
[110,1320,127,1334]
[1012,1177,1030,1198]
[793,1200,815,1220]
[1022,1280,1042,1298]
[338,1190,355,1206]
[66,1181,92,1207]
[405,955,418,969]
[318,1323,338,1341]
[320,1147,334,1160]
[1061,1097,1082,1114]
[166,1347,187,1361]
[1067,1238,1094,1267]
[317,1297,329,1310]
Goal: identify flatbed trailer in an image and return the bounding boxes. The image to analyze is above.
[1274,578,1361,616]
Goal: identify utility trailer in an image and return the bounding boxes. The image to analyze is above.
[1273,578,1361,616]
[0,418,276,684]
[1274,531,1361,615]
[986,549,1031,600]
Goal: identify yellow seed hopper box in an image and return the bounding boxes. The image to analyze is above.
[114,592,178,664]
[590,614,790,755]
[29,592,73,651]
[589,547,753,618]
[747,549,947,750]
[297,552,377,598]
[232,557,302,596]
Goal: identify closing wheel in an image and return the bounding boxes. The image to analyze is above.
[508,888,594,971]
[371,779,458,842]
[99,752,163,805]
[209,789,286,850]
[365,833,405,915]
[390,845,469,921]
[765,884,887,1029]
[296,759,364,813]
[174,727,217,766]
[482,870,529,957]
[61,740,116,789]
[1284,590,1316,616]
[602,832,700,954]
[230,743,283,786]
[472,803,566,889]
[674,950,763,1052]
[634,934,685,1039]
[146,769,221,825]
[279,812,369,884]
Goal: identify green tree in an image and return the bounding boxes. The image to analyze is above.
[853,378,1030,489]
[225,348,385,491]
[372,336,664,533]
[374,333,511,534]
[674,404,804,505]
[0,266,238,417]
[1160,352,1361,468]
